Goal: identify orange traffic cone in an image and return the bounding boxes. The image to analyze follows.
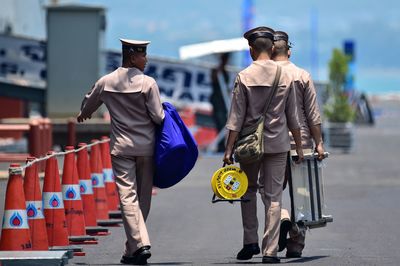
[23,157,49,250]
[77,143,97,227]
[63,146,97,245]
[62,146,87,237]
[0,163,32,250]
[42,152,69,248]
[100,136,119,211]
[77,143,110,236]
[90,140,109,220]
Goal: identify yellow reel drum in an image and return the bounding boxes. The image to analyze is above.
[211,166,248,200]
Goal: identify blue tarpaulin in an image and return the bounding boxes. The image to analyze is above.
[154,102,198,188]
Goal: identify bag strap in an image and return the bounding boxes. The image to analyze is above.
[261,65,282,117]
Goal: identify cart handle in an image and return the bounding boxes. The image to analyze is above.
[292,152,329,161]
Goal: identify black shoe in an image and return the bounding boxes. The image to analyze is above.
[121,246,151,265]
[262,256,280,264]
[286,251,302,258]
[278,219,292,252]
[236,243,260,260]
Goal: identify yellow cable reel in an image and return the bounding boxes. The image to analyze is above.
[211,165,248,200]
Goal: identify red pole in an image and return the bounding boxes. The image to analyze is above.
[43,118,53,152]
[39,119,46,157]
[28,119,41,158]
[68,118,76,147]
[41,119,48,156]
[39,119,46,171]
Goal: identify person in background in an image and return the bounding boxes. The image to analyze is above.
[223,26,304,264]
[210,52,230,152]
[77,38,164,265]
[272,30,325,258]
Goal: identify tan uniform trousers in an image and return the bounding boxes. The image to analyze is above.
[240,152,287,257]
[111,154,154,256]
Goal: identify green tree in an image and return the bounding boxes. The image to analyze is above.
[324,48,355,122]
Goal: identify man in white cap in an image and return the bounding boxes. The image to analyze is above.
[77,38,164,265]
[272,30,325,258]
[223,26,304,264]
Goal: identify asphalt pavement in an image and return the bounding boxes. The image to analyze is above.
[1,99,400,265]
[68,100,400,265]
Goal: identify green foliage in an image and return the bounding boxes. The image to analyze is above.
[323,93,355,123]
[323,48,355,122]
[328,48,349,94]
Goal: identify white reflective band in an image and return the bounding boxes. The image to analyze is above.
[103,168,114,183]
[42,192,64,209]
[25,201,44,219]
[62,184,81,201]
[91,173,104,188]
[2,210,29,229]
[79,179,94,195]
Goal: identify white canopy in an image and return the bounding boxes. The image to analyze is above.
[179,38,249,60]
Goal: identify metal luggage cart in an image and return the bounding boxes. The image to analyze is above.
[288,152,333,228]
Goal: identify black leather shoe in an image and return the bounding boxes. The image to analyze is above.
[262,256,280,264]
[121,246,151,265]
[236,243,260,260]
[286,251,302,258]
[278,219,292,252]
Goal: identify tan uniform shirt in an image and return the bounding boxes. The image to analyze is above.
[276,61,321,148]
[226,60,300,153]
[80,67,165,156]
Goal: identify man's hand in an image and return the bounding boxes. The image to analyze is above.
[310,125,325,160]
[77,112,91,123]
[295,147,304,164]
[223,130,239,165]
[77,114,84,123]
[223,150,234,165]
[315,142,325,161]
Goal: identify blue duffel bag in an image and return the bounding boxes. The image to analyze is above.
[154,102,198,188]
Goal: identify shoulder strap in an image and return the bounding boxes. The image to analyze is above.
[262,65,282,116]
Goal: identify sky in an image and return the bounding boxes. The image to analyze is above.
[80,0,400,95]
[1,0,399,95]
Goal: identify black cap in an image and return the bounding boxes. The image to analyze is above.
[274,31,293,48]
[243,26,275,44]
[120,38,150,53]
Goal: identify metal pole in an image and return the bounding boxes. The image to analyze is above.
[310,7,319,81]
[287,153,296,223]
[314,158,322,219]
[307,159,316,221]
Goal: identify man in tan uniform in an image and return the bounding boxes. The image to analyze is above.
[77,39,164,265]
[272,30,325,258]
[223,26,304,264]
